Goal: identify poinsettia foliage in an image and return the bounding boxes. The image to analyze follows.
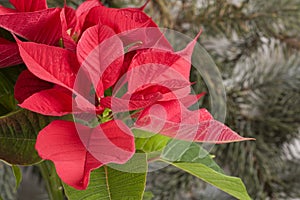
[0,0,254,199]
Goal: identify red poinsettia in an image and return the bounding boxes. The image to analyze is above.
[13,2,169,189]
[12,1,253,191]
[15,23,136,189]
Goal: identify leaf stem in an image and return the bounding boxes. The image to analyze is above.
[37,161,64,200]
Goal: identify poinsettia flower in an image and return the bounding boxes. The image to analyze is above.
[14,3,173,185]
[13,1,253,190]
[14,21,139,189]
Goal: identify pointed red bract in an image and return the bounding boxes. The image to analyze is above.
[126,60,191,98]
[16,40,98,112]
[74,0,103,37]
[176,30,201,80]
[76,0,103,18]
[179,92,206,108]
[19,88,74,116]
[35,120,135,189]
[0,37,22,68]
[9,0,47,12]
[35,120,103,190]
[0,8,62,45]
[79,120,135,164]
[77,23,124,94]
[0,5,63,68]
[84,6,157,33]
[16,40,79,91]
[136,100,253,143]
[111,34,202,112]
[128,38,198,82]
[83,6,173,50]
[14,70,53,103]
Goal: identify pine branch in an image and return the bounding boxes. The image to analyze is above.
[213,53,300,198]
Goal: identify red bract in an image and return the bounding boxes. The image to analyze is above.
[82,4,173,51]
[0,0,58,43]
[0,0,61,67]
[135,99,253,143]
[0,37,22,67]
[35,120,134,190]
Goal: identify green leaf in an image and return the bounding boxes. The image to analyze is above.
[162,140,223,173]
[0,94,17,115]
[107,153,147,173]
[11,165,22,189]
[0,109,54,165]
[135,131,222,173]
[134,131,171,162]
[161,139,192,161]
[64,154,148,200]
[167,162,252,200]
[134,130,170,153]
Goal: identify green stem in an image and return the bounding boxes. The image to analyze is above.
[37,161,64,200]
